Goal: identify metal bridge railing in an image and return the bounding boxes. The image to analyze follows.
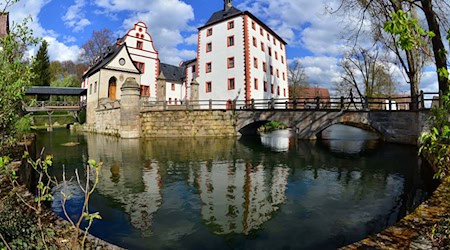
[140,91,441,112]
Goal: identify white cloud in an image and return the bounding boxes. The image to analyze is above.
[290,56,341,91]
[62,0,91,32]
[184,33,198,46]
[94,0,196,64]
[8,0,82,62]
[420,67,439,93]
[44,37,83,62]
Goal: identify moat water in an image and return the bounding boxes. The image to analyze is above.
[35,126,435,249]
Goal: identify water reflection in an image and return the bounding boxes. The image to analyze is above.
[320,125,380,154]
[34,129,432,250]
[260,130,292,152]
[196,161,289,235]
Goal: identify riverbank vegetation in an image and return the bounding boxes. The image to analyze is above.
[0,2,103,248]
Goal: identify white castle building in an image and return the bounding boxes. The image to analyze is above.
[82,0,289,123]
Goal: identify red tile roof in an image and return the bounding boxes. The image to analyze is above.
[297,87,330,99]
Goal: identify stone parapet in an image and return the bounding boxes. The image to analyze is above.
[141,110,237,137]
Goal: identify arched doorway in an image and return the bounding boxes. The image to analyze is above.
[108,77,117,100]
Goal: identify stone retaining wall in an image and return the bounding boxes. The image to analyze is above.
[141,110,236,137]
[77,108,121,137]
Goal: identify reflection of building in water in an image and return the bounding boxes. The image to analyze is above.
[84,134,162,235]
[195,161,289,235]
[260,130,291,152]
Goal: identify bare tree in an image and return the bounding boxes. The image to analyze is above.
[338,47,397,98]
[331,0,429,106]
[0,0,18,12]
[288,60,308,99]
[81,28,115,64]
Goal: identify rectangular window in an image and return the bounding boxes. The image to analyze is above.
[169,98,172,104]
[283,72,286,81]
[267,33,270,40]
[227,57,235,69]
[252,21,256,30]
[206,81,212,93]
[253,57,258,69]
[206,62,212,73]
[261,42,265,52]
[94,82,97,93]
[277,69,280,78]
[206,42,212,52]
[263,62,267,72]
[254,78,259,90]
[275,51,278,60]
[228,78,235,90]
[89,84,92,95]
[270,66,273,75]
[284,88,286,97]
[260,28,263,36]
[273,37,277,46]
[264,81,268,92]
[171,83,175,91]
[280,43,283,50]
[228,21,234,30]
[137,41,143,49]
[175,98,178,105]
[268,47,272,56]
[134,62,145,73]
[207,28,213,36]
[281,56,284,64]
[191,65,196,73]
[277,86,280,95]
[227,36,235,47]
[253,37,257,47]
[271,84,274,94]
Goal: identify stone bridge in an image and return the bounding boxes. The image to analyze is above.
[235,110,430,145]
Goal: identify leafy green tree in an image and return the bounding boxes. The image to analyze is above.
[31,40,50,86]
[0,15,39,149]
[51,75,80,88]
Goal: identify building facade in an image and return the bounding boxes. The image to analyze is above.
[196,1,289,108]
[121,22,159,100]
[83,43,141,124]
[83,0,289,122]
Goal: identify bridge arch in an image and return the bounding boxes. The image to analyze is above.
[238,120,271,135]
[313,121,383,139]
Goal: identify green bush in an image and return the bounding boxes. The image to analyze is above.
[420,90,450,179]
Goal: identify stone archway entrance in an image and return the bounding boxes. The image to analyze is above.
[108,76,117,100]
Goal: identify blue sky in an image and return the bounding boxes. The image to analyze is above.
[6,0,440,93]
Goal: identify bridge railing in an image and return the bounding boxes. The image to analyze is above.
[22,100,86,112]
[139,92,441,111]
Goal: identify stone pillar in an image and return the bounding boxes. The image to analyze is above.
[120,77,141,139]
[190,79,199,109]
[157,71,166,102]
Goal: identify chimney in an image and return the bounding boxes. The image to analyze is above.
[224,0,232,11]
[0,12,9,38]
